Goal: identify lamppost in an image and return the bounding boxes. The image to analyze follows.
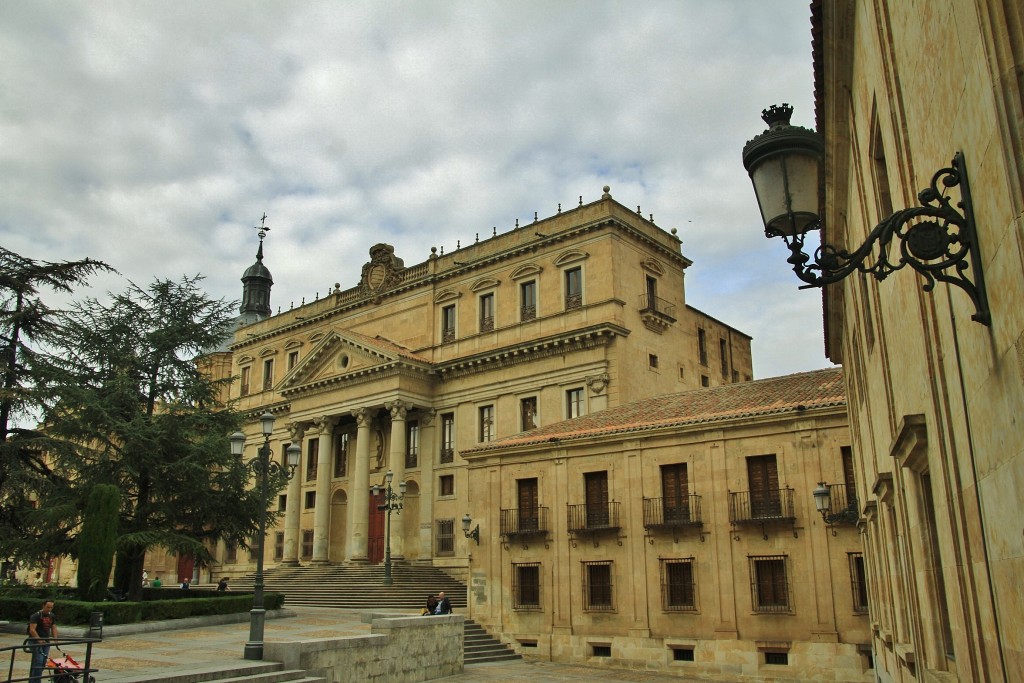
[230,412,299,661]
[372,469,405,586]
[812,482,859,535]
[461,513,480,545]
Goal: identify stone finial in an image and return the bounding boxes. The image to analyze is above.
[602,185,611,199]
[430,247,437,259]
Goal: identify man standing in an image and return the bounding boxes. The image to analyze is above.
[435,591,452,615]
[180,577,191,590]
[28,599,57,683]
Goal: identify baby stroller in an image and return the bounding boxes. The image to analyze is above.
[46,646,95,683]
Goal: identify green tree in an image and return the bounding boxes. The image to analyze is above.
[76,484,120,601]
[0,247,113,562]
[39,276,277,600]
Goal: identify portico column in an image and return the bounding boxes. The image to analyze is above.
[282,422,306,565]
[386,400,410,559]
[312,415,338,564]
[346,407,372,562]
[418,409,436,560]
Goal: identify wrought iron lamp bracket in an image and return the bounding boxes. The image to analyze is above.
[778,152,990,326]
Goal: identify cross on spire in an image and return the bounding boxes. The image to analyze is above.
[254,213,270,241]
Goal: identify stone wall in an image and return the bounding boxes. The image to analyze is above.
[264,613,463,683]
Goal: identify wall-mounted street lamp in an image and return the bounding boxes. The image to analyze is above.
[812,482,858,535]
[462,513,480,545]
[230,412,300,661]
[742,104,989,326]
[372,470,406,587]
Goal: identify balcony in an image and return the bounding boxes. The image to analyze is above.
[643,495,705,541]
[639,294,677,333]
[821,482,859,526]
[728,488,797,539]
[500,507,549,548]
[567,502,622,547]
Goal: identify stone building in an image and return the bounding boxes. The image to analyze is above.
[462,367,871,680]
[210,188,754,582]
[744,1,1023,680]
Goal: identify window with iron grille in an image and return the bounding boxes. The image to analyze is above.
[263,358,274,391]
[274,532,284,560]
[306,439,318,481]
[750,555,790,613]
[440,412,455,462]
[660,558,697,611]
[849,552,869,614]
[436,519,455,555]
[479,293,495,332]
[301,530,313,559]
[441,304,456,343]
[479,404,495,442]
[564,267,583,310]
[520,280,537,321]
[512,562,541,610]
[334,432,349,477]
[582,561,614,611]
[406,420,419,468]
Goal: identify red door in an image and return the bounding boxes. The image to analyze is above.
[176,555,196,583]
[368,490,385,564]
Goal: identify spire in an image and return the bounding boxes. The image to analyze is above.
[240,213,274,318]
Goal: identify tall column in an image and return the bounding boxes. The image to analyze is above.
[386,400,410,559]
[418,409,436,560]
[346,407,372,562]
[282,422,306,565]
[311,415,338,564]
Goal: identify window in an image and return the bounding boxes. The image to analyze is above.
[645,275,659,311]
[750,555,790,612]
[263,358,274,391]
[592,645,611,658]
[334,432,349,477]
[301,530,313,559]
[520,397,538,431]
[661,558,696,611]
[240,366,251,396]
[672,648,695,662]
[520,280,537,321]
[661,463,690,523]
[406,420,419,468]
[697,328,708,365]
[439,474,455,497]
[764,652,789,666]
[440,413,455,463]
[479,293,495,332]
[719,339,728,378]
[700,375,709,387]
[479,404,495,442]
[582,561,614,611]
[441,304,456,343]
[225,545,238,563]
[304,490,316,509]
[565,267,583,310]
[747,454,781,518]
[274,532,284,560]
[288,350,299,370]
[306,439,318,482]
[566,387,584,419]
[436,519,455,555]
[512,562,541,609]
[850,552,869,614]
[649,354,659,369]
[277,494,287,511]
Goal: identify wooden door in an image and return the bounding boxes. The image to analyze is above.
[747,455,780,518]
[841,446,857,511]
[518,478,539,531]
[368,490,385,564]
[661,463,689,522]
[584,471,609,527]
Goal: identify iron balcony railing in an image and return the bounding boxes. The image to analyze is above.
[567,502,620,532]
[520,304,536,321]
[480,315,494,332]
[500,506,549,536]
[728,488,796,524]
[823,482,859,525]
[639,294,677,320]
[642,494,702,528]
[442,327,455,343]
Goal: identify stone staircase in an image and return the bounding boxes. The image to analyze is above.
[117,661,325,683]
[231,563,519,664]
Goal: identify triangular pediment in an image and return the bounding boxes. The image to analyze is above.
[278,329,401,391]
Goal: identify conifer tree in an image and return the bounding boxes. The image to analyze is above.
[77,483,120,601]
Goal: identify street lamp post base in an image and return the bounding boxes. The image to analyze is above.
[243,642,264,660]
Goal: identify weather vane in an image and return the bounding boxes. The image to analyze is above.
[254,213,270,241]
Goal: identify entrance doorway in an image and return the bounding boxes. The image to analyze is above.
[368,489,385,564]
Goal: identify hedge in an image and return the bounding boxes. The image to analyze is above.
[0,591,284,626]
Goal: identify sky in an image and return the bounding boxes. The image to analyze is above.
[0,0,832,379]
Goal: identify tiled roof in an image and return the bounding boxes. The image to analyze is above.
[464,367,845,454]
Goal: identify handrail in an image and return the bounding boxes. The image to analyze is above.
[3,637,100,683]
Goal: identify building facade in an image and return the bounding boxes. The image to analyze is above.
[209,189,754,584]
[808,1,1023,681]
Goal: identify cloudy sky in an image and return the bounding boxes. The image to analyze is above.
[1,1,832,379]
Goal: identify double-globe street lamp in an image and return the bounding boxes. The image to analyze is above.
[230,412,300,661]
[372,470,405,586]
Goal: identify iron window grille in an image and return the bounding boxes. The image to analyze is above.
[520,280,537,322]
[749,555,791,613]
[436,519,455,556]
[441,305,456,343]
[565,267,583,310]
[660,558,697,612]
[479,293,495,332]
[582,561,614,611]
[512,562,541,610]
